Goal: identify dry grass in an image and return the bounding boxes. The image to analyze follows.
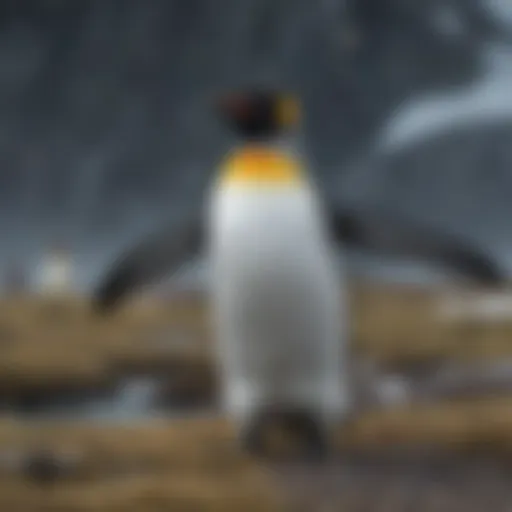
[0,418,245,476]
[0,475,283,512]
[0,283,511,393]
[0,283,510,395]
[3,400,512,468]
[0,419,286,511]
[2,283,512,510]
[2,401,512,510]
[0,294,212,394]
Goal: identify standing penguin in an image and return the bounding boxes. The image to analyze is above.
[92,89,505,460]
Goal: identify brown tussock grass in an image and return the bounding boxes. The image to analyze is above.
[2,382,512,512]
[0,282,511,393]
[2,400,512,510]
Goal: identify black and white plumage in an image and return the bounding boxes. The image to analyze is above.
[92,91,506,461]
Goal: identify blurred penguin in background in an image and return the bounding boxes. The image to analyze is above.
[37,241,74,298]
[92,88,505,460]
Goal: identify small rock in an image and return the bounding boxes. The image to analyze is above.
[21,447,82,484]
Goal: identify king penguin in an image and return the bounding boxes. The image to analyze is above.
[92,89,506,460]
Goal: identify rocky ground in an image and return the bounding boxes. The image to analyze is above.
[0,289,512,509]
[1,402,512,510]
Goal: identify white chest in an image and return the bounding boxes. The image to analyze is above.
[209,185,331,278]
[207,183,348,418]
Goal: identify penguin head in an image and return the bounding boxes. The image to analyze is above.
[214,90,301,140]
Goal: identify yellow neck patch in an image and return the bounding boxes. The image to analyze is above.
[219,146,303,187]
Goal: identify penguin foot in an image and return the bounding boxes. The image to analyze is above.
[240,408,330,462]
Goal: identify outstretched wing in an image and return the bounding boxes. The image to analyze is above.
[93,214,204,313]
[328,206,505,286]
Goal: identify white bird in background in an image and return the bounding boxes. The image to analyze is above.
[37,243,74,298]
[92,88,505,461]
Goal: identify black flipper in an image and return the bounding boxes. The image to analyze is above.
[93,213,204,314]
[328,207,505,286]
